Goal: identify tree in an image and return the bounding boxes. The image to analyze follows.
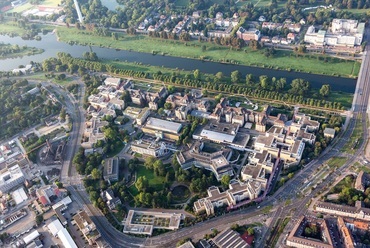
[231,223,239,231]
[55,181,64,188]
[164,102,173,110]
[144,156,157,170]
[247,227,254,235]
[153,159,166,176]
[91,168,101,179]
[193,69,200,80]
[319,84,330,97]
[215,71,224,80]
[59,108,66,122]
[290,78,310,96]
[221,174,231,188]
[135,176,149,192]
[231,70,241,83]
[249,40,261,50]
[287,173,294,179]
[215,93,223,103]
[35,214,43,226]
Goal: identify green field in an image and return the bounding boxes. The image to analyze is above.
[55,27,359,78]
[129,166,170,196]
[326,91,354,109]
[0,22,27,35]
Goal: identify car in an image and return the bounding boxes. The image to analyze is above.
[257,205,261,209]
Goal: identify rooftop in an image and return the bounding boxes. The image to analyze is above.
[212,228,249,248]
[144,117,183,134]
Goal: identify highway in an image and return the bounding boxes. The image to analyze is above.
[55,29,370,247]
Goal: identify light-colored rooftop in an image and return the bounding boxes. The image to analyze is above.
[144,117,183,134]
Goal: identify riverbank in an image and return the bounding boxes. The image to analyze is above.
[0,43,44,60]
[101,59,354,109]
[55,26,361,78]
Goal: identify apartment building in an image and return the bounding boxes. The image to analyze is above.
[194,179,264,215]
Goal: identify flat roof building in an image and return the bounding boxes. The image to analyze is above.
[123,210,182,236]
[144,117,182,134]
[0,164,25,194]
[142,117,183,140]
[73,210,101,245]
[131,138,171,158]
[212,228,249,248]
[193,122,249,150]
[177,141,234,181]
[103,157,119,182]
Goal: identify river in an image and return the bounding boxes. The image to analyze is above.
[0,33,357,93]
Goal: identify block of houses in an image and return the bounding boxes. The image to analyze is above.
[193,179,264,215]
[286,216,334,248]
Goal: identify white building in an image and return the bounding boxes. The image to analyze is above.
[0,165,25,194]
[304,19,365,47]
[48,219,78,248]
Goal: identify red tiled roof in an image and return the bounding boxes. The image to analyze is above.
[241,232,254,245]
[39,196,48,206]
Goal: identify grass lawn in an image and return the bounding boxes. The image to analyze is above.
[55,27,359,78]
[106,142,124,157]
[129,166,172,196]
[326,156,347,169]
[341,114,363,153]
[0,22,27,35]
[24,73,77,86]
[326,91,354,109]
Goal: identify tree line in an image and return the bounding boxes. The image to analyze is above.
[45,53,345,111]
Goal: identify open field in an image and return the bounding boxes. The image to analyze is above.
[55,27,360,78]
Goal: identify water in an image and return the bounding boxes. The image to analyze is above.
[100,0,124,11]
[0,33,357,93]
